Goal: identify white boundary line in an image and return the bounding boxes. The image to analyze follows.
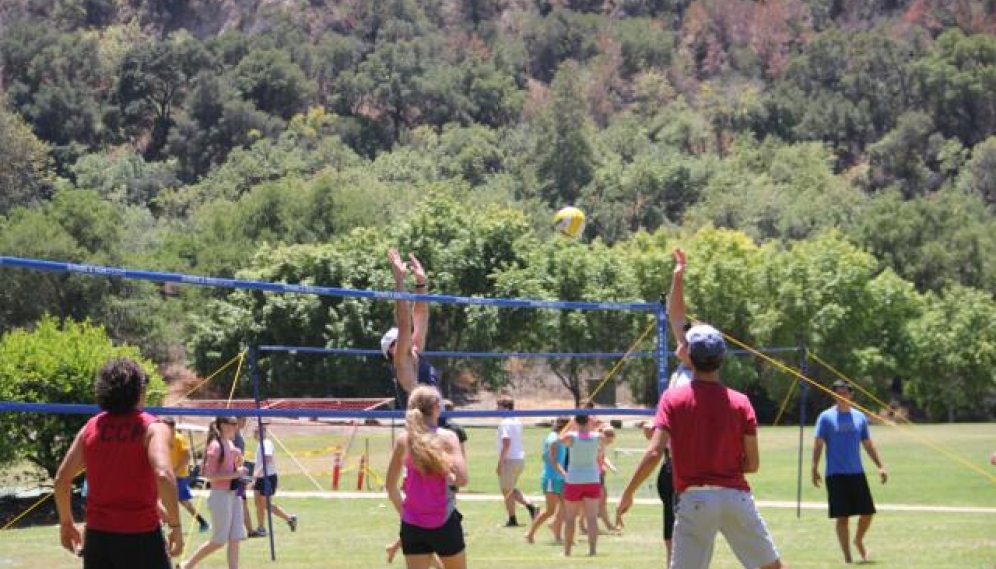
[211,490,996,515]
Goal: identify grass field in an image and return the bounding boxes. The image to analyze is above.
[2,422,994,568]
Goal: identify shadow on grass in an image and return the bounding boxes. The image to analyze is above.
[0,491,84,528]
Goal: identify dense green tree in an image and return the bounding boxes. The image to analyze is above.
[0,105,54,213]
[231,48,315,120]
[686,139,865,242]
[908,285,996,421]
[532,62,596,208]
[847,188,996,292]
[71,150,180,206]
[0,22,111,165]
[914,29,996,146]
[116,32,211,157]
[956,136,996,206]
[0,316,164,481]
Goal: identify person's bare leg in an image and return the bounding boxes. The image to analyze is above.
[665,538,672,568]
[241,499,253,533]
[549,497,565,542]
[503,488,516,520]
[759,559,786,569]
[583,497,599,555]
[437,550,466,569]
[836,517,853,563]
[854,514,873,562]
[254,493,266,529]
[526,493,558,543]
[403,553,434,569]
[182,540,223,569]
[563,501,579,556]
[386,538,401,563]
[226,539,239,569]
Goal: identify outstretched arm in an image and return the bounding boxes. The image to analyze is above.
[616,427,670,526]
[409,253,429,354]
[388,249,416,393]
[667,248,689,353]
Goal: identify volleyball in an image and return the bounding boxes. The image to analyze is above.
[552,206,586,239]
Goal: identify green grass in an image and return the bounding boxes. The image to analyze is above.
[2,422,994,568]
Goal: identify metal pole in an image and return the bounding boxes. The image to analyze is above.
[249,347,276,561]
[656,294,669,400]
[796,343,808,519]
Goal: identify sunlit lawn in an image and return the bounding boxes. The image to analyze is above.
[2,422,994,568]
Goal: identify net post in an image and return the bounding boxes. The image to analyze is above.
[796,342,808,519]
[656,294,669,400]
[249,347,277,561]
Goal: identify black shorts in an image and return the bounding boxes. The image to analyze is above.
[826,473,876,518]
[83,528,171,569]
[254,474,279,497]
[400,510,465,557]
[656,457,676,540]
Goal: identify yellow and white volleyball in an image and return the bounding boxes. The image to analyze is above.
[552,206,586,239]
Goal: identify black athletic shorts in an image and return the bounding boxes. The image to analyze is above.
[826,473,876,518]
[656,456,676,540]
[254,474,279,497]
[83,528,171,569]
[400,510,465,557]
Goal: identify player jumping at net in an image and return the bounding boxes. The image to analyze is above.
[382,248,438,405]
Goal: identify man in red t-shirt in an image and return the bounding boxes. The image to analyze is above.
[617,323,788,569]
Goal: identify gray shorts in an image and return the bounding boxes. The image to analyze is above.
[672,487,779,569]
[207,489,247,544]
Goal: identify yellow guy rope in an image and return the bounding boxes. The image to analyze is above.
[265,429,325,492]
[585,320,658,405]
[0,468,83,531]
[185,351,245,548]
[771,378,798,427]
[172,351,247,406]
[701,320,996,485]
[808,352,908,423]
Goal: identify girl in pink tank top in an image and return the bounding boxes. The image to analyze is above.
[386,386,469,568]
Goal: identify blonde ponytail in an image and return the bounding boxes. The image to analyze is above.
[405,387,449,476]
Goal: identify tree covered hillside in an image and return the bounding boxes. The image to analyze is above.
[1,0,994,421]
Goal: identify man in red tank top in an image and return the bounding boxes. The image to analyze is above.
[54,358,183,569]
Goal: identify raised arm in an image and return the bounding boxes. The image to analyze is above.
[667,248,689,352]
[388,249,416,393]
[408,253,429,354]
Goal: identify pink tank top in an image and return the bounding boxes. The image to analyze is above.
[402,454,454,529]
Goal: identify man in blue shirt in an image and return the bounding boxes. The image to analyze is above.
[812,380,888,563]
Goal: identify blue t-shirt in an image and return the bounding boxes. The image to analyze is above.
[815,407,870,476]
[542,431,567,482]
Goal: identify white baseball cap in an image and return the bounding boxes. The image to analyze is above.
[380,327,399,359]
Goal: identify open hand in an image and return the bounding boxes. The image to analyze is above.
[408,253,426,285]
[387,249,408,285]
[673,248,686,275]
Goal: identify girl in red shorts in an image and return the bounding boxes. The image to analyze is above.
[557,415,603,556]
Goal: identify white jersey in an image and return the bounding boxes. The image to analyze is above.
[497,417,525,459]
[253,439,277,477]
